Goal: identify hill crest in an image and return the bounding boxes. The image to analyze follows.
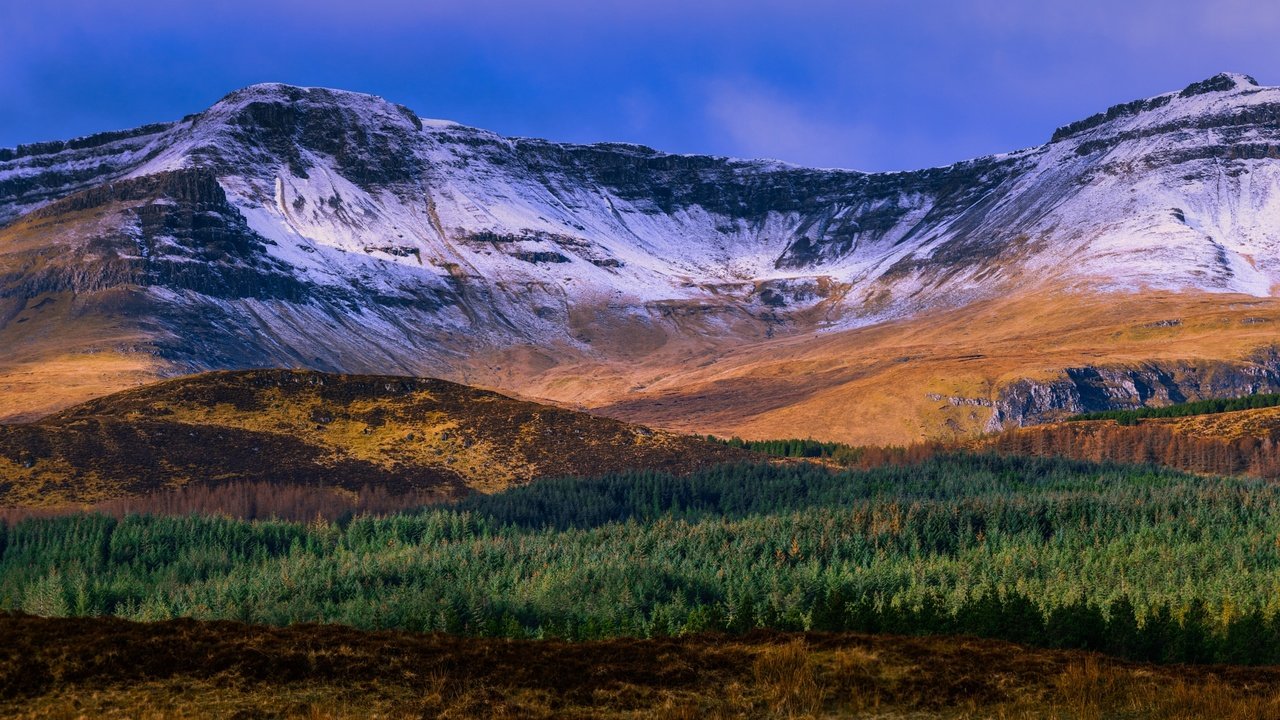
[0,369,745,507]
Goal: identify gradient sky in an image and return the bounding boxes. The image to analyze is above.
[2,0,1278,172]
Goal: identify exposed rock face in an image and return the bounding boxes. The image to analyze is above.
[990,349,1280,430]
[5,74,1280,434]
[7,168,307,301]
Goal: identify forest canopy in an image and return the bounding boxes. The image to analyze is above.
[5,454,1280,665]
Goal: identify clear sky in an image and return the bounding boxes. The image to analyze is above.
[2,0,1277,172]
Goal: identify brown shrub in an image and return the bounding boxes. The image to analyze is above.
[984,420,1280,479]
[0,481,447,523]
[753,640,823,718]
[6,615,1280,719]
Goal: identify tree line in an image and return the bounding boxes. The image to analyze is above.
[4,455,1280,664]
[1068,393,1280,425]
[707,435,942,467]
[987,422,1280,478]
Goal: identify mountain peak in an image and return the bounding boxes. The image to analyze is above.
[1050,72,1268,143]
[189,82,428,181]
[215,82,386,107]
[1179,72,1260,97]
[205,83,419,123]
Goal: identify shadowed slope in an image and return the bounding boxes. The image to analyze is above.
[0,369,746,507]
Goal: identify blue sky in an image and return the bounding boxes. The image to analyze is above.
[2,0,1278,171]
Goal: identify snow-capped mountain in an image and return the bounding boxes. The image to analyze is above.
[4,72,1280,438]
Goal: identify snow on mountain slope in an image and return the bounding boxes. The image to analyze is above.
[3,73,1280,436]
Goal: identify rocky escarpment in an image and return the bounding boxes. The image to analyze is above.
[0,122,181,226]
[989,347,1280,430]
[1048,73,1260,143]
[5,168,309,301]
[511,137,1023,272]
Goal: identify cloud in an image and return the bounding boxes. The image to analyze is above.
[3,1,1277,166]
[703,81,882,170]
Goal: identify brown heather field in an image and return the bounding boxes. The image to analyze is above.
[2,613,1279,719]
[0,369,746,508]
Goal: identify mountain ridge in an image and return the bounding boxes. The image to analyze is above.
[3,71,1264,173]
[4,73,1280,442]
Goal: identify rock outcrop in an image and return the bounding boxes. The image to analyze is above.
[990,348,1280,430]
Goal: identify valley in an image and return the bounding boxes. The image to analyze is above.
[7,68,1280,719]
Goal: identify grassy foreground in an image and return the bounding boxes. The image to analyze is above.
[3,613,1280,719]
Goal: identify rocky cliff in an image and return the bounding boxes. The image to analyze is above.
[990,348,1280,430]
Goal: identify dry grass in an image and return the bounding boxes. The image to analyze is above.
[4,614,1280,719]
[753,640,822,718]
[0,370,747,507]
[10,286,1280,448]
[1046,657,1280,719]
[0,352,163,425]
[1162,404,1280,441]
[568,288,1280,445]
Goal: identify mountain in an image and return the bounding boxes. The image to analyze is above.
[4,73,1280,442]
[0,369,745,507]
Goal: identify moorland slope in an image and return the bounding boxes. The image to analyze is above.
[0,369,743,507]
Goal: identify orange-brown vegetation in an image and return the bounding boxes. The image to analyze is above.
[983,409,1280,478]
[0,482,445,524]
[0,441,954,523]
[520,288,1280,445]
[3,613,1280,719]
[0,369,746,507]
[10,288,1280,447]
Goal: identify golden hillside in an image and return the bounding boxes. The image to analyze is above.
[7,288,1280,448]
[519,288,1280,445]
[0,369,746,507]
